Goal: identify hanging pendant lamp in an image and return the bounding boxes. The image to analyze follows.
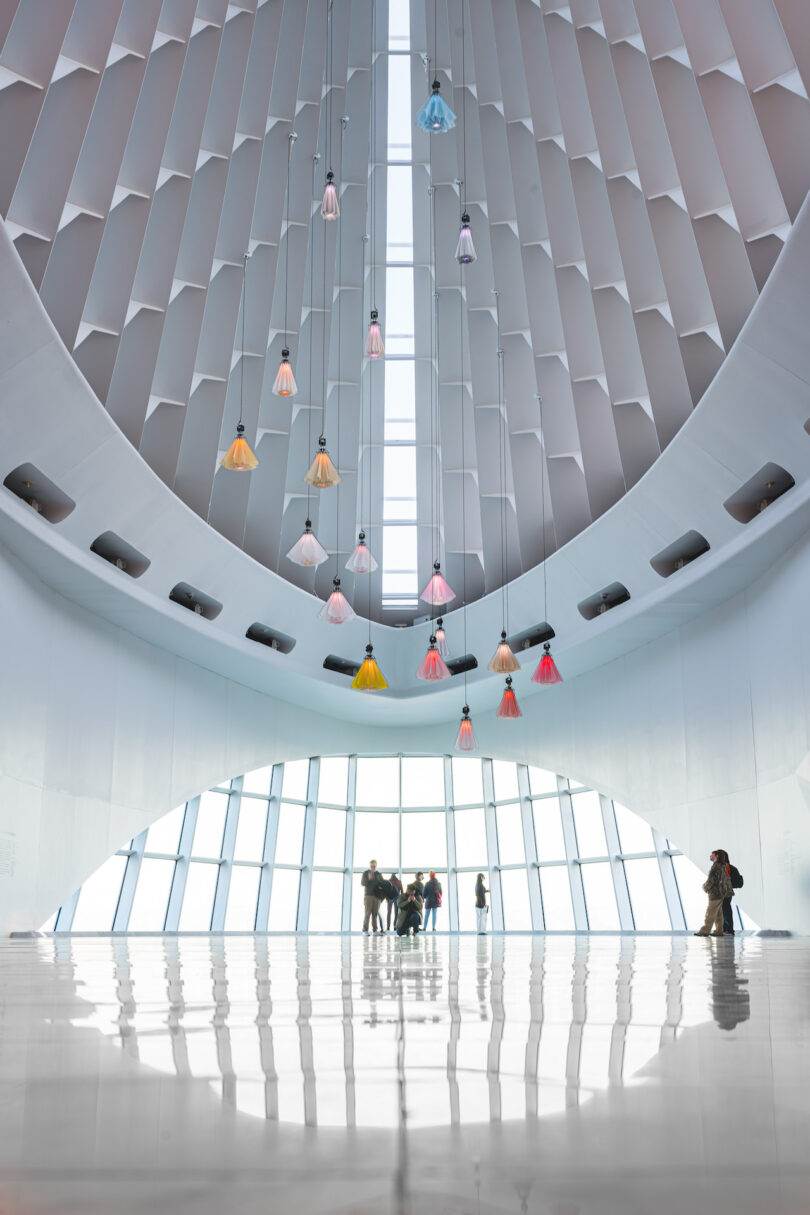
[286,518,328,567]
[488,630,520,674]
[365,309,385,358]
[305,436,341,488]
[417,79,457,133]
[351,643,388,691]
[273,348,298,397]
[455,705,478,752]
[531,641,563,686]
[346,530,378,574]
[221,423,259,471]
[434,617,449,657]
[455,212,477,264]
[420,561,456,606]
[321,170,339,220]
[416,635,451,681]
[497,676,522,719]
[318,576,355,624]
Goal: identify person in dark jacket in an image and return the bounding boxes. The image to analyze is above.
[722,853,742,935]
[361,860,385,933]
[423,871,442,931]
[386,873,403,931]
[475,874,489,935]
[694,850,733,937]
[396,884,423,936]
[413,872,424,897]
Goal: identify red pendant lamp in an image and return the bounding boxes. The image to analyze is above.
[531,641,562,686]
[455,705,478,752]
[416,635,451,681]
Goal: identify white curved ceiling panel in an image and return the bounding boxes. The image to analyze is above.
[2,0,810,628]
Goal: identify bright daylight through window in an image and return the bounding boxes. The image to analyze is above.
[45,756,757,935]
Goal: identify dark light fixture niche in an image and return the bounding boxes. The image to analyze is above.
[323,654,361,678]
[577,582,631,621]
[506,621,555,653]
[169,582,223,620]
[650,530,710,578]
[245,623,296,654]
[723,462,794,524]
[90,531,150,578]
[3,463,75,523]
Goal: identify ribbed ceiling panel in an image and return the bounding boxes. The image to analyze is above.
[2,0,809,623]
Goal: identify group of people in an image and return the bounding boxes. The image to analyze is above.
[695,849,743,937]
[360,862,446,936]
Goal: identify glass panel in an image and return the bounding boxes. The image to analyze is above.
[613,802,654,854]
[313,806,346,868]
[401,811,446,870]
[496,804,524,866]
[451,757,483,806]
[572,791,607,858]
[178,862,219,931]
[191,791,228,858]
[309,870,346,931]
[453,807,488,869]
[145,805,185,855]
[383,448,416,518]
[318,756,348,805]
[128,858,175,930]
[581,862,620,930]
[224,865,261,931]
[528,766,558,795]
[624,858,671,930]
[500,869,532,930]
[355,757,399,807]
[539,865,575,930]
[384,361,415,421]
[386,165,413,262]
[383,524,417,568]
[267,868,300,931]
[274,802,306,865]
[388,0,410,49]
[353,811,399,871]
[232,799,267,862]
[492,760,519,802]
[242,765,273,796]
[386,53,412,160]
[71,854,127,931]
[456,872,487,932]
[282,759,309,801]
[532,798,566,862]
[672,853,710,930]
[401,756,444,806]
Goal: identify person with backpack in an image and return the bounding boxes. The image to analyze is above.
[385,872,403,932]
[723,854,744,934]
[694,849,734,937]
[423,871,443,931]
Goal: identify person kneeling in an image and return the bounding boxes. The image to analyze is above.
[396,883,423,937]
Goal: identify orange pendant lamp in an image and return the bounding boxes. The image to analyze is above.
[272,348,298,396]
[497,676,522,719]
[221,423,259,471]
[305,436,341,489]
[351,643,388,691]
[454,705,478,752]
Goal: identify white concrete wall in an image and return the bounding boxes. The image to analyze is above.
[2,523,809,934]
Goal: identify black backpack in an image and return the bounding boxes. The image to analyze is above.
[729,865,744,889]
[376,879,395,900]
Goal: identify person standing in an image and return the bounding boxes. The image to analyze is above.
[423,871,443,931]
[723,854,744,935]
[694,850,733,937]
[361,859,384,934]
[475,873,489,935]
[396,883,424,936]
[413,872,425,897]
[386,872,403,932]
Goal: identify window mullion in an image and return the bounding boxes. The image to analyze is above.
[164,798,199,931]
[256,766,284,930]
[112,828,146,931]
[600,795,634,930]
[210,778,242,931]
[482,759,504,931]
[342,757,357,932]
[297,758,320,930]
[558,778,588,930]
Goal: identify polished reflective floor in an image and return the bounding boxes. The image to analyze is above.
[0,933,806,1214]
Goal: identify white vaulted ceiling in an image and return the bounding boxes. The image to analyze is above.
[3,0,810,628]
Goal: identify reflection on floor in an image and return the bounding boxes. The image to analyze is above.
[0,934,805,1215]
